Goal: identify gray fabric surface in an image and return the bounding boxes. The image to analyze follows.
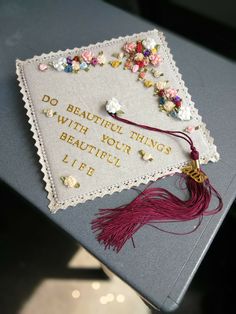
[1,0,236,311]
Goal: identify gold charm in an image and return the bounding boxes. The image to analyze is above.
[182,161,207,183]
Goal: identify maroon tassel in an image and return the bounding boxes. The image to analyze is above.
[91,113,223,252]
[91,174,222,252]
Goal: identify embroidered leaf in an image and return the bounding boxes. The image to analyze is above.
[116,110,125,115]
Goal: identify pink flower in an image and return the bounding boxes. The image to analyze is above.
[91,57,98,66]
[149,53,162,66]
[81,50,93,63]
[123,41,136,53]
[132,64,139,73]
[165,88,178,98]
[124,60,132,69]
[185,126,195,133]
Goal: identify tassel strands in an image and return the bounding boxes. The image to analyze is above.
[91,113,223,253]
[91,174,222,252]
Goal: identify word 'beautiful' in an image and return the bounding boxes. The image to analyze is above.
[60,132,121,168]
[66,104,124,135]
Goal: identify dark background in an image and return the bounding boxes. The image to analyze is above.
[106,0,236,60]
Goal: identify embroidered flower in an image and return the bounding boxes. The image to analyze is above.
[61,175,80,188]
[143,58,150,66]
[52,57,67,71]
[97,53,106,65]
[66,56,73,65]
[135,60,145,68]
[81,50,93,63]
[132,64,139,73]
[38,63,48,71]
[136,41,143,53]
[149,53,162,66]
[177,106,191,120]
[106,97,124,114]
[73,56,80,62]
[124,59,133,70]
[143,49,151,57]
[165,88,178,98]
[80,62,88,70]
[139,150,153,161]
[156,81,168,90]
[142,37,156,50]
[144,80,154,88]
[123,41,136,53]
[110,60,122,68]
[163,101,176,112]
[72,61,80,71]
[138,71,146,80]
[64,64,73,72]
[134,53,144,61]
[151,69,163,78]
[185,126,195,133]
[91,57,98,66]
[43,108,56,118]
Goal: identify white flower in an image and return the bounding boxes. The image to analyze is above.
[134,53,144,61]
[52,57,67,71]
[106,97,122,114]
[163,101,175,112]
[156,81,168,90]
[118,52,124,59]
[43,108,55,117]
[72,61,80,71]
[152,70,163,78]
[178,106,192,121]
[142,37,156,50]
[97,53,106,65]
[62,176,79,188]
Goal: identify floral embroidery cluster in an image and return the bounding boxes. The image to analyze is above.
[40,50,106,73]
[154,81,190,120]
[123,38,162,72]
[39,37,191,121]
[109,37,191,121]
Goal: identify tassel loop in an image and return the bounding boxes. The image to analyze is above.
[190,145,199,161]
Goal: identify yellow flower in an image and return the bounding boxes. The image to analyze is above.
[151,48,157,54]
[110,60,122,68]
[144,80,154,88]
[61,176,80,188]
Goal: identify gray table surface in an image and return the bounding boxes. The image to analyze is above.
[1,0,236,311]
